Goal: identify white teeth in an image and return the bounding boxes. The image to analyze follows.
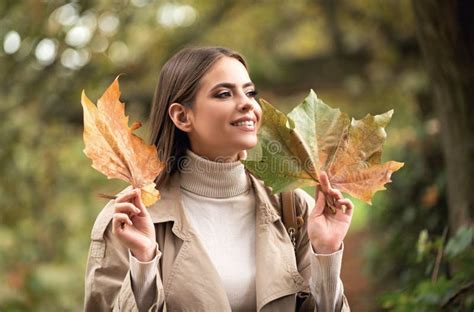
[233,120,255,127]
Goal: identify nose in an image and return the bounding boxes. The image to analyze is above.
[239,102,254,113]
[237,93,255,113]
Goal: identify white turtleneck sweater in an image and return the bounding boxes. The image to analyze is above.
[129,149,344,312]
[179,149,257,311]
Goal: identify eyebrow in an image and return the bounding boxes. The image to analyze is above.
[209,82,255,93]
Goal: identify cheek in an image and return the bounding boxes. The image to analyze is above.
[255,106,263,129]
[196,108,230,134]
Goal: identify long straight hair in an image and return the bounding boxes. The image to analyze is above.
[148,47,247,188]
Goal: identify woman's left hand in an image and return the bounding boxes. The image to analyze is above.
[307,171,354,254]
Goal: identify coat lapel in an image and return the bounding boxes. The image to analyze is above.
[147,173,232,310]
[145,172,306,311]
[249,174,307,311]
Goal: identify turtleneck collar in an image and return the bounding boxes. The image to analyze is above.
[179,149,250,198]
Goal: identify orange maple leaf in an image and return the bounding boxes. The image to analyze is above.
[81,76,165,206]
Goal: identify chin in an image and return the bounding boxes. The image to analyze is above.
[236,137,258,150]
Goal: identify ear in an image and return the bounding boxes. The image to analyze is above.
[169,103,193,132]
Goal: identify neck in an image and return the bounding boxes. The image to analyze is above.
[188,146,240,162]
[179,148,250,198]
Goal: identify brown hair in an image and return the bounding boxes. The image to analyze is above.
[148,47,247,188]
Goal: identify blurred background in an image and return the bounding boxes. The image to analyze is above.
[0,0,472,311]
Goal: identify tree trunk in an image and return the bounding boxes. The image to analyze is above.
[412,0,474,231]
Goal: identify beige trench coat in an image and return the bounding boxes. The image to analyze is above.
[84,172,350,311]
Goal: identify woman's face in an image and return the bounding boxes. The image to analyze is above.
[183,56,262,162]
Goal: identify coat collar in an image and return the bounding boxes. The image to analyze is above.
[146,171,306,311]
[147,172,191,241]
[146,171,281,239]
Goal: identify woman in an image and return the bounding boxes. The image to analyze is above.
[84,47,354,311]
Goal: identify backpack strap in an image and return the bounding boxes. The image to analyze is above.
[280,191,304,250]
[281,191,316,310]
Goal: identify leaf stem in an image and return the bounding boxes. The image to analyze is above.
[97,193,118,200]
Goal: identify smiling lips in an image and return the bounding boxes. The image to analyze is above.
[231,119,256,131]
[230,114,257,131]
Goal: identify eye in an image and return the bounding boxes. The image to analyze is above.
[215,91,231,98]
[246,89,258,98]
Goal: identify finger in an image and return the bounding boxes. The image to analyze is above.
[115,202,141,215]
[313,190,326,216]
[112,216,126,234]
[328,188,343,200]
[336,198,352,208]
[336,198,354,214]
[133,189,148,216]
[319,171,343,199]
[113,212,133,228]
[115,188,140,204]
[318,171,330,193]
[112,213,131,234]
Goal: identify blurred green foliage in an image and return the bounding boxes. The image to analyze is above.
[1,0,467,311]
[380,226,474,311]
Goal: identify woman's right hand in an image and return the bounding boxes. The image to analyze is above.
[112,188,157,262]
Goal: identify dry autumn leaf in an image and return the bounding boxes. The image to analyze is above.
[81,76,165,206]
[242,90,404,207]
